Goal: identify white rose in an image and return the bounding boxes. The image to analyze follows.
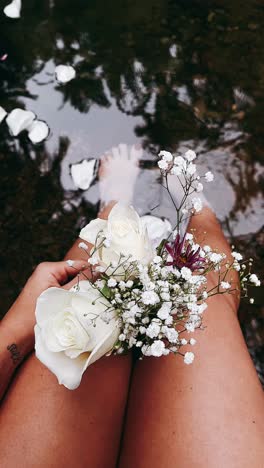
[34,281,120,390]
[141,215,172,249]
[80,203,154,274]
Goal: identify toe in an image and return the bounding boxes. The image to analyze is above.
[111,146,120,159]
[130,143,143,162]
[118,143,129,160]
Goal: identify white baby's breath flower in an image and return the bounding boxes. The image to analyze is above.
[203,245,211,253]
[150,340,166,357]
[205,171,214,182]
[126,280,134,288]
[161,292,170,301]
[221,281,231,289]
[181,267,192,281]
[196,182,203,192]
[107,278,117,288]
[146,321,161,338]
[190,338,196,346]
[181,338,188,345]
[95,279,105,289]
[249,274,260,287]
[249,298,254,304]
[202,291,208,299]
[159,150,173,162]
[192,197,203,213]
[164,327,178,343]
[88,256,98,266]
[184,149,196,161]
[186,323,196,333]
[170,165,182,176]
[186,163,196,176]
[210,252,223,263]
[174,156,185,167]
[184,351,195,364]
[165,316,173,325]
[153,256,162,264]
[141,290,160,305]
[158,159,169,171]
[157,304,170,320]
[231,251,243,261]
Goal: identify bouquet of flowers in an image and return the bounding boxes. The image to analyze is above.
[34,149,260,389]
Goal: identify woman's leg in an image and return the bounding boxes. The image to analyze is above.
[0,353,131,468]
[0,145,142,467]
[0,199,131,468]
[119,207,264,468]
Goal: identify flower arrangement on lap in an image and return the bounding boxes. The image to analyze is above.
[35,150,260,389]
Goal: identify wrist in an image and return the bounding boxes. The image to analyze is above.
[1,291,36,357]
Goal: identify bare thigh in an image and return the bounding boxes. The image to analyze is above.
[119,295,264,468]
[119,210,264,468]
[0,351,131,468]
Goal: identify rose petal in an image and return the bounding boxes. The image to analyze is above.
[84,324,120,369]
[141,215,172,248]
[108,202,142,233]
[36,287,71,326]
[0,106,7,124]
[71,159,97,190]
[6,108,35,136]
[79,218,107,244]
[3,0,21,18]
[35,324,90,390]
[55,65,76,83]
[27,120,49,144]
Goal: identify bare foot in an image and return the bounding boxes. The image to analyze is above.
[98,143,142,213]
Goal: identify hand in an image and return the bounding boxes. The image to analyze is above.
[1,260,86,355]
[23,260,87,300]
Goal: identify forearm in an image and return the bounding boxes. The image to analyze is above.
[0,293,35,401]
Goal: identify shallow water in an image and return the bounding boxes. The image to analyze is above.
[0,0,263,378]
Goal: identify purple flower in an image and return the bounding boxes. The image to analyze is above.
[165,234,205,271]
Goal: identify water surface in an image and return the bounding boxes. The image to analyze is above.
[0,0,263,378]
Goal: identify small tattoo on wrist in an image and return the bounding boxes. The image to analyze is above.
[7,343,21,365]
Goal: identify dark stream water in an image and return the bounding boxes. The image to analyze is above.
[0,0,263,380]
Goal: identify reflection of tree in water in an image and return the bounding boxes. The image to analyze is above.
[0,0,263,348]
[0,133,97,313]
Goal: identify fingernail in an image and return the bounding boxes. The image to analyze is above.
[66,260,75,267]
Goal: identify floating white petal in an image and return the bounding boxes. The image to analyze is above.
[0,106,7,124]
[27,120,49,144]
[55,65,76,83]
[6,108,35,136]
[3,0,21,18]
[71,159,97,190]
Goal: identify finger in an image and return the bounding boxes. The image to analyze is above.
[50,260,88,285]
[62,266,94,290]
